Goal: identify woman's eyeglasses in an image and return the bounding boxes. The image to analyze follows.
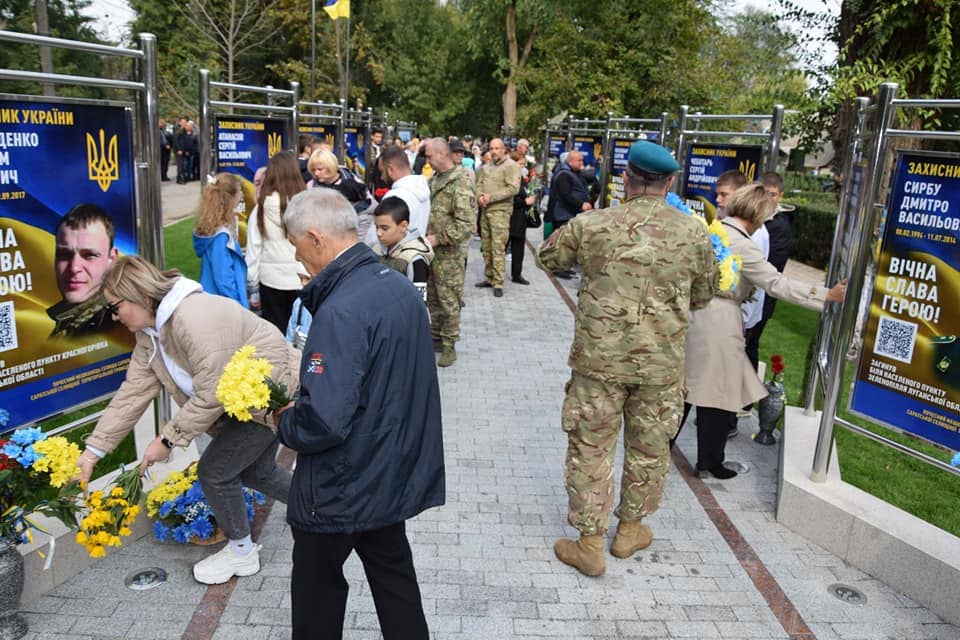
[104,299,122,315]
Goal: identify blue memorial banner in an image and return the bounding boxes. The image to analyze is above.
[299,123,338,156]
[682,143,762,220]
[605,133,660,208]
[343,126,366,181]
[0,97,137,430]
[572,135,603,168]
[850,151,960,450]
[548,134,565,159]
[215,115,287,238]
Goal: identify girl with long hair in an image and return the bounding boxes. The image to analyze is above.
[192,172,248,307]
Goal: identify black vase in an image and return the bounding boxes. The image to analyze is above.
[0,537,27,640]
[755,380,785,445]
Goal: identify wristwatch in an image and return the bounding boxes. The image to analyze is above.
[160,436,174,449]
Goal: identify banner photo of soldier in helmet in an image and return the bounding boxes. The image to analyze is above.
[0,98,137,430]
[214,115,287,244]
[300,123,338,156]
[682,143,762,222]
[572,135,602,169]
[850,151,960,451]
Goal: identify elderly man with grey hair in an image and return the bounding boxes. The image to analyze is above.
[277,188,445,640]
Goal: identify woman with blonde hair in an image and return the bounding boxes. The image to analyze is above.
[680,184,846,479]
[246,151,305,331]
[193,172,248,307]
[307,148,375,240]
[76,255,300,584]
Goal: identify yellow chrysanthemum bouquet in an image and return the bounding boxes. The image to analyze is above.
[76,466,142,558]
[216,346,291,422]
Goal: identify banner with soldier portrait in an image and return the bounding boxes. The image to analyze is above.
[0,97,137,430]
[299,122,338,156]
[604,133,660,208]
[572,135,603,168]
[850,151,960,451]
[682,143,762,221]
[214,115,287,241]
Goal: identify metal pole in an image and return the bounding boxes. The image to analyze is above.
[810,83,899,483]
[804,96,870,415]
[673,105,689,195]
[199,68,212,185]
[599,111,613,207]
[659,111,669,148]
[767,104,784,173]
[137,33,162,267]
[337,98,346,163]
[290,81,300,152]
[310,0,316,102]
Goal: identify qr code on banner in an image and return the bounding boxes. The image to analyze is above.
[873,315,917,364]
[0,300,16,353]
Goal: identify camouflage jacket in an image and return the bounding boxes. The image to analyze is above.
[537,195,718,385]
[476,157,521,214]
[428,165,476,254]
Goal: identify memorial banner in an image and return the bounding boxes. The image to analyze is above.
[548,134,565,159]
[604,133,659,208]
[299,123,338,156]
[850,151,960,450]
[0,97,137,429]
[572,135,603,168]
[682,143,762,220]
[343,126,366,181]
[214,115,287,240]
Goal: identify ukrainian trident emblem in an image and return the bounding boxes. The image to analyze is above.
[86,129,119,192]
[267,132,283,158]
[739,159,757,183]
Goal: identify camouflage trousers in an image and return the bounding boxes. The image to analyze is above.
[427,244,468,346]
[561,371,683,536]
[479,207,511,287]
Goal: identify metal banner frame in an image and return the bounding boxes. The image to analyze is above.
[0,29,162,430]
[599,111,670,207]
[198,69,299,183]
[342,106,372,180]
[673,104,785,196]
[298,98,344,157]
[808,82,960,482]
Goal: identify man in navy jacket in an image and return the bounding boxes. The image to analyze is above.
[277,188,445,640]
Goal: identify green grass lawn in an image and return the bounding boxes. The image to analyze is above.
[164,218,201,279]
[760,304,960,537]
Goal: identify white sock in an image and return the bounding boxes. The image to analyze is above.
[229,535,255,555]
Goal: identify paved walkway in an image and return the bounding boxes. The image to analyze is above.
[19,227,960,639]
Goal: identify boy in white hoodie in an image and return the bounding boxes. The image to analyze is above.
[364,145,431,246]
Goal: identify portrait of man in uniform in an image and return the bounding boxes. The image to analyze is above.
[47,203,120,336]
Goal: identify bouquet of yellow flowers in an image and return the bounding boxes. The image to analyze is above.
[76,466,142,558]
[0,425,84,547]
[216,346,291,422]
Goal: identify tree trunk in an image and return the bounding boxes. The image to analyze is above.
[34,0,55,96]
[502,0,518,129]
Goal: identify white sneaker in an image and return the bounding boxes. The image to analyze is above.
[193,543,262,585]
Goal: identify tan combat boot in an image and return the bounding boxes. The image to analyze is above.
[610,520,653,559]
[437,344,457,367]
[554,535,605,576]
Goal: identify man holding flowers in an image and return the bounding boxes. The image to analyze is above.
[277,189,444,640]
[76,255,300,584]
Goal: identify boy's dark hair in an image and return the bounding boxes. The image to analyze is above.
[57,204,116,248]
[716,170,748,189]
[759,171,784,193]
[374,196,410,225]
[298,135,314,153]
[372,127,384,135]
[380,144,408,169]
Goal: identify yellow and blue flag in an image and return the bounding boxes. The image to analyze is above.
[323,0,350,19]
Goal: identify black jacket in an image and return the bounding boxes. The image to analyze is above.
[279,243,445,533]
[550,164,589,223]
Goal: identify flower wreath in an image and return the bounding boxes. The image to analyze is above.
[665,192,742,292]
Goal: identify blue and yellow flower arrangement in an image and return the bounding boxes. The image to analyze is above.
[666,192,742,292]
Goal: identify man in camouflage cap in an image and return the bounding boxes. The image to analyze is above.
[425,138,477,367]
[537,140,718,576]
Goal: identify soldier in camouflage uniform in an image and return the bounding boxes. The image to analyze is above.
[475,138,521,297]
[537,141,718,576]
[425,138,477,367]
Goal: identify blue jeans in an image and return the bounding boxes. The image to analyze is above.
[197,418,292,540]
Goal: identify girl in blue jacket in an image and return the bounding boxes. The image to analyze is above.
[192,172,249,308]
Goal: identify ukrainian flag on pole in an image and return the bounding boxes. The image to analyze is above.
[324,0,350,19]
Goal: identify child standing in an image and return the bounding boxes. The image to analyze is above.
[372,197,434,302]
[192,172,248,308]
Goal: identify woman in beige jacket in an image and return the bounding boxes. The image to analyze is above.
[76,256,300,585]
[681,185,846,479]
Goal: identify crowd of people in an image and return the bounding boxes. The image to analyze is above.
[72,131,845,638]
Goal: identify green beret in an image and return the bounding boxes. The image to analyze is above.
[627,140,679,174]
